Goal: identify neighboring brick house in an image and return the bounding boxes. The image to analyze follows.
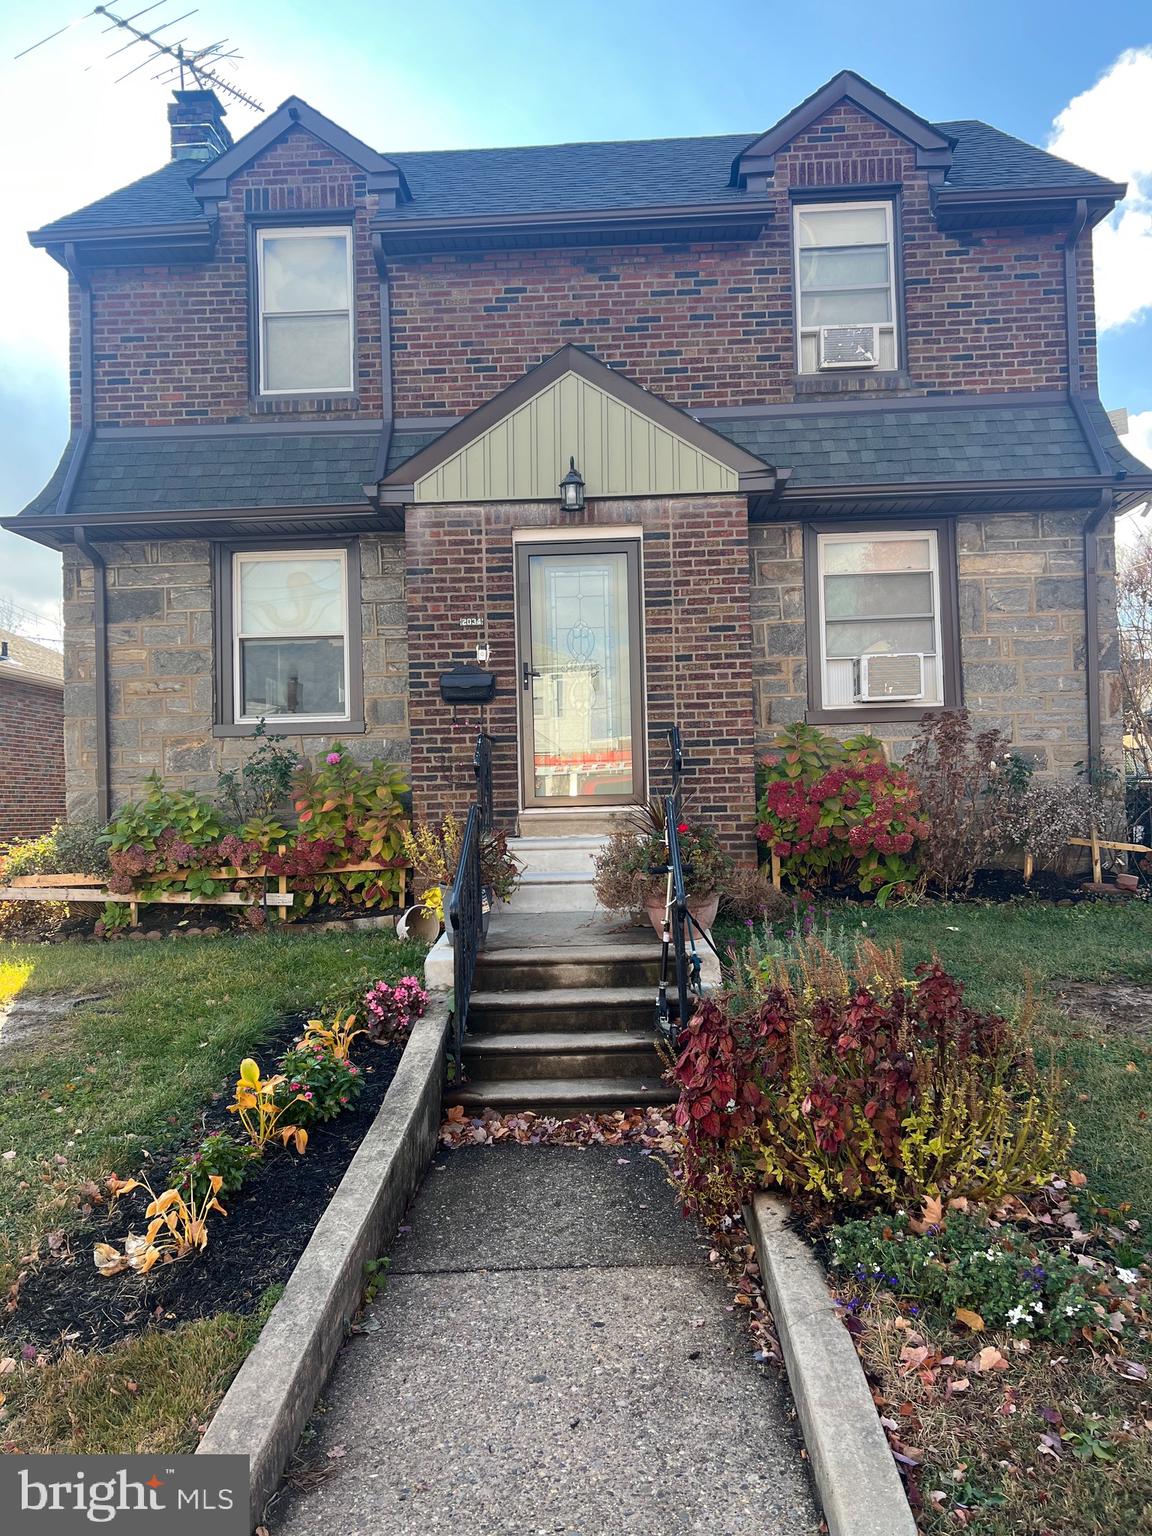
[0,631,66,841]
[8,69,1152,861]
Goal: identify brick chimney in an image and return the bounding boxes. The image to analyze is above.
[167,89,233,161]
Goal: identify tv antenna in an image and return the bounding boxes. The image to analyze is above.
[15,3,263,113]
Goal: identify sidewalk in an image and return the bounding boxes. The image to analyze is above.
[272,1143,820,1535]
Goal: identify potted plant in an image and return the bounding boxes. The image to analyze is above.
[400,815,521,943]
[592,801,732,935]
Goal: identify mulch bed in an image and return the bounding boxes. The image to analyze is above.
[3,1014,404,1355]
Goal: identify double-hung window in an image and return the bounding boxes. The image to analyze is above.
[231,549,350,725]
[794,201,898,373]
[256,226,354,395]
[814,529,945,711]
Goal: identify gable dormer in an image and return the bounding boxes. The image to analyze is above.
[730,70,955,192]
[192,96,411,210]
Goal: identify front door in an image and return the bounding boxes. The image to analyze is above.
[515,540,645,808]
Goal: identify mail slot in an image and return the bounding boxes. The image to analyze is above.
[439,665,497,705]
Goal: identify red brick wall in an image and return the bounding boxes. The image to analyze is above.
[0,678,66,841]
[78,103,1092,425]
[90,126,384,426]
[404,497,757,858]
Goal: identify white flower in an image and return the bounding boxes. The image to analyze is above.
[1007,1304,1029,1326]
[1032,1300,1045,1313]
[1116,1267,1139,1285]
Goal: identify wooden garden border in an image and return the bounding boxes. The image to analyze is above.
[1023,828,1147,886]
[0,858,407,926]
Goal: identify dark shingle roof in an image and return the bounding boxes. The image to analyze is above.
[20,398,1145,520]
[707,400,1103,487]
[22,432,380,518]
[32,118,1119,240]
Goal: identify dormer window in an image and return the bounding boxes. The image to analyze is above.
[793,202,898,374]
[256,226,354,395]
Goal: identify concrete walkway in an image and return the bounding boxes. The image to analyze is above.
[273,1143,820,1536]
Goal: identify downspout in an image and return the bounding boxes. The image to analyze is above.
[370,233,395,489]
[60,243,110,821]
[72,526,110,825]
[1063,198,1114,774]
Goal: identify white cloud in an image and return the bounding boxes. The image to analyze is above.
[1048,47,1152,333]
[1125,410,1152,472]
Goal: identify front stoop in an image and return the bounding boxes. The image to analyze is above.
[437,909,677,1113]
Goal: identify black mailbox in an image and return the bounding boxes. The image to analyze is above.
[439,664,497,705]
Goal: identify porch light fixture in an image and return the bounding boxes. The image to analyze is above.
[559,457,586,512]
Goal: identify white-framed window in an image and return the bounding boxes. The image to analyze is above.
[815,529,943,709]
[232,549,350,724]
[793,201,898,373]
[256,226,354,395]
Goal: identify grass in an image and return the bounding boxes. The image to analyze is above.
[0,929,427,1280]
[722,898,1152,1535]
[2,1285,284,1454]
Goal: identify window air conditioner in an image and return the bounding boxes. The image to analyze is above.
[854,653,925,702]
[818,324,880,369]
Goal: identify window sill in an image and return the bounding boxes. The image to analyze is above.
[806,703,946,726]
[793,371,917,398]
[213,719,367,739]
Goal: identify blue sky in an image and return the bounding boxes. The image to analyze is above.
[1,0,1149,631]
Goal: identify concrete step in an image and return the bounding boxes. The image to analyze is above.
[444,1075,676,1112]
[504,870,598,913]
[468,985,659,1032]
[476,943,660,991]
[462,1029,665,1080]
[510,836,605,875]
[517,809,631,838]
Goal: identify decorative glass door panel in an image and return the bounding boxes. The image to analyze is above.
[516,542,644,806]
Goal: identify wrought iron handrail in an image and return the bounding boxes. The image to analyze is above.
[474,730,493,832]
[447,801,483,1074]
[655,737,720,1048]
[668,724,684,811]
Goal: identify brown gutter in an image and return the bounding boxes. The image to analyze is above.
[72,526,110,824]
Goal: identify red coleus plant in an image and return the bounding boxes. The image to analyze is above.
[669,942,1068,1216]
[756,722,925,897]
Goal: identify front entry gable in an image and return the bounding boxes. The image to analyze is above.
[376,345,777,506]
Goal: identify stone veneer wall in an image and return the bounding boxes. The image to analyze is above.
[750,512,1121,771]
[404,494,758,859]
[61,534,409,820]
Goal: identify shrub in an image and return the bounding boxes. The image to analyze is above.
[290,746,408,909]
[755,723,923,898]
[170,1132,257,1204]
[717,865,792,924]
[275,1042,364,1124]
[216,720,300,820]
[0,829,59,881]
[829,1209,1100,1342]
[670,936,1071,1216]
[362,976,428,1042]
[592,813,732,912]
[902,711,1008,894]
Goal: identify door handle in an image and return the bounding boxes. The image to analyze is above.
[522,661,541,690]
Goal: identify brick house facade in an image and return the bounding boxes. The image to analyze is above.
[10,70,1151,859]
[0,634,66,841]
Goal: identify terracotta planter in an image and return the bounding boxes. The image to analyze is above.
[645,892,720,939]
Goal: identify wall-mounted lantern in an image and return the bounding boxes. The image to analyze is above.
[559,457,586,513]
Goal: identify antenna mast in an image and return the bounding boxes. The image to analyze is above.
[15,3,263,112]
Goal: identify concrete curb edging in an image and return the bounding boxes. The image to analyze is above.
[197,997,451,1523]
[747,1193,917,1536]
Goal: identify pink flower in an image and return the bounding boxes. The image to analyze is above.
[303,1091,314,1101]
[326,752,342,765]
[348,1065,360,1075]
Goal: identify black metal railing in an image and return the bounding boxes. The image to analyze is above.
[448,802,483,1074]
[654,735,720,1048]
[474,730,493,832]
[668,724,684,812]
